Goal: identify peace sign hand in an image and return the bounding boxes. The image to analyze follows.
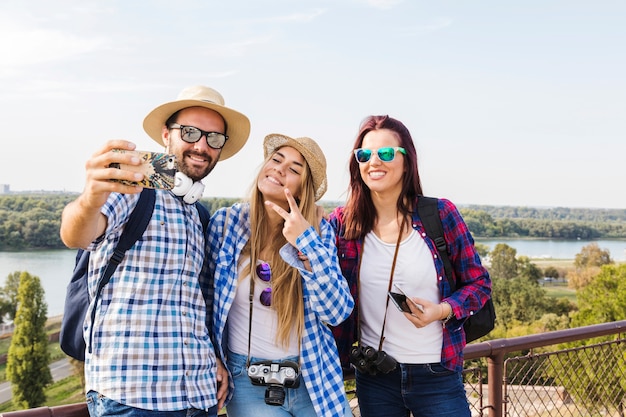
[265,188,311,248]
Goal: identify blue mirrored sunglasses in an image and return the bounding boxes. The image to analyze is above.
[354,147,406,163]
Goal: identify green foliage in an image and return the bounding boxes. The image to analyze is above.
[543,266,560,279]
[0,272,21,324]
[542,264,626,414]
[517,256,543,282]
[462,205,626,223]
[567,243,615,290]
[460,205,626,238]
[573,242,614,268]
[489,243,519,280]
[0,194,76,250]
[198,197,243,214]
[5,272,52,408]
[474,242,489,259]
[491,276,577,332]
[572,264,626,327]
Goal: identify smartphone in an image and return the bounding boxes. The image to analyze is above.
[389,284,425,313]
[388,291,412,313]
[109,150,177,189]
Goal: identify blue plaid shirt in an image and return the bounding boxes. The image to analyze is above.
[207,203,354,417]
[85,191,218,411]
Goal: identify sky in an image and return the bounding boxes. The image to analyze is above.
[1,0,625,209]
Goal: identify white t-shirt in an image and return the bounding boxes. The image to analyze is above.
[359,229,443,364]
[227,258,299,359]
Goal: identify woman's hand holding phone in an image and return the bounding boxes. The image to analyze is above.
[388,285,425,314]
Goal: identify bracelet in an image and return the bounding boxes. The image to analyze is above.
[441,301,454,325]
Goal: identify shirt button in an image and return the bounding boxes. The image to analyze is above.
[182,311,187,316]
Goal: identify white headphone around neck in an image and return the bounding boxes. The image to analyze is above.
[171,172,205,204]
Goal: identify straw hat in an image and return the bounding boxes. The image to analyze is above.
[263,133,328,201]
[143,85,251,161]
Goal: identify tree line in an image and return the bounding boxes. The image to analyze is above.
[1,193,625,250]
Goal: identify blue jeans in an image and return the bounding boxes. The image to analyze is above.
[86,391,218,417]
[226,350,351,417]
[355,362,470,417]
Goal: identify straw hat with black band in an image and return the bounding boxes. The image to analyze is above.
[143,85,251,161]
[263,133,328,201]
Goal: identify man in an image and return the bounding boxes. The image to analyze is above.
[60,85,250,417]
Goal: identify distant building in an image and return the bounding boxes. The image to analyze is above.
[0,184,9,194]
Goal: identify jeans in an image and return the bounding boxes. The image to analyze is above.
[86,391,218,417]
[226,350,351,417]
[355,362,470,417]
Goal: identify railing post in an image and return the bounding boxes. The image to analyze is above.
[487,351,505,417]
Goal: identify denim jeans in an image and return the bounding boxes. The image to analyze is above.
[226,350,351,417]
[355,362,470,417]
[86,391,218,417]
[225,351,316,417]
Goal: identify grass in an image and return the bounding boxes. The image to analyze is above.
[0,316,85,412]
[0,377,86,413]
[542,284,577,302]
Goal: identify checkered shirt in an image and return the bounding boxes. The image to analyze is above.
[84,191,218,411]
[330,197,492,373]
[207,203,354,417]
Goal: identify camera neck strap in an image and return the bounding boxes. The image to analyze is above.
[357,218,405,352]
[247,262,301,368]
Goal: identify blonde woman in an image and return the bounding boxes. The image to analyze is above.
[207,134,354,417]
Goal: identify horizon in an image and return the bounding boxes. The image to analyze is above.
[2,187,625,212]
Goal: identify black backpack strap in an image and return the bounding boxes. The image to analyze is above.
[416,196,456,292]
[195,201,210,231]
[88,188,156,353]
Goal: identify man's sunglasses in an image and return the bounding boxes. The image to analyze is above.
[169,123,228,149]
[354,147,406,163]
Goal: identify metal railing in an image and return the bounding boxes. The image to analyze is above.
[2,320,625,417]
[462,320,626,417]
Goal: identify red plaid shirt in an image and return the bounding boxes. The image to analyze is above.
[329,197,491,372]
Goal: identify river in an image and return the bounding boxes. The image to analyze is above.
[0,239,625,317]
[476,238,626,262]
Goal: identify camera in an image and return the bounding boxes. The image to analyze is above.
[248,360,300,406]
[349,344,397,375]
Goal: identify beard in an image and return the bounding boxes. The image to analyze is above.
[177,150,218,182]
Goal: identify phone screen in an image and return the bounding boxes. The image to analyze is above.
[388,292,412,313]
[391,284,425,313]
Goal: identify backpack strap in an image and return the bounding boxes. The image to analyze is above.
[416,196,456,292]
[194,201,210,231]
[87,188,156,353]
[194,201,215,331]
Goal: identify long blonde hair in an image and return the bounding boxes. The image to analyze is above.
[243,147,320,348]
